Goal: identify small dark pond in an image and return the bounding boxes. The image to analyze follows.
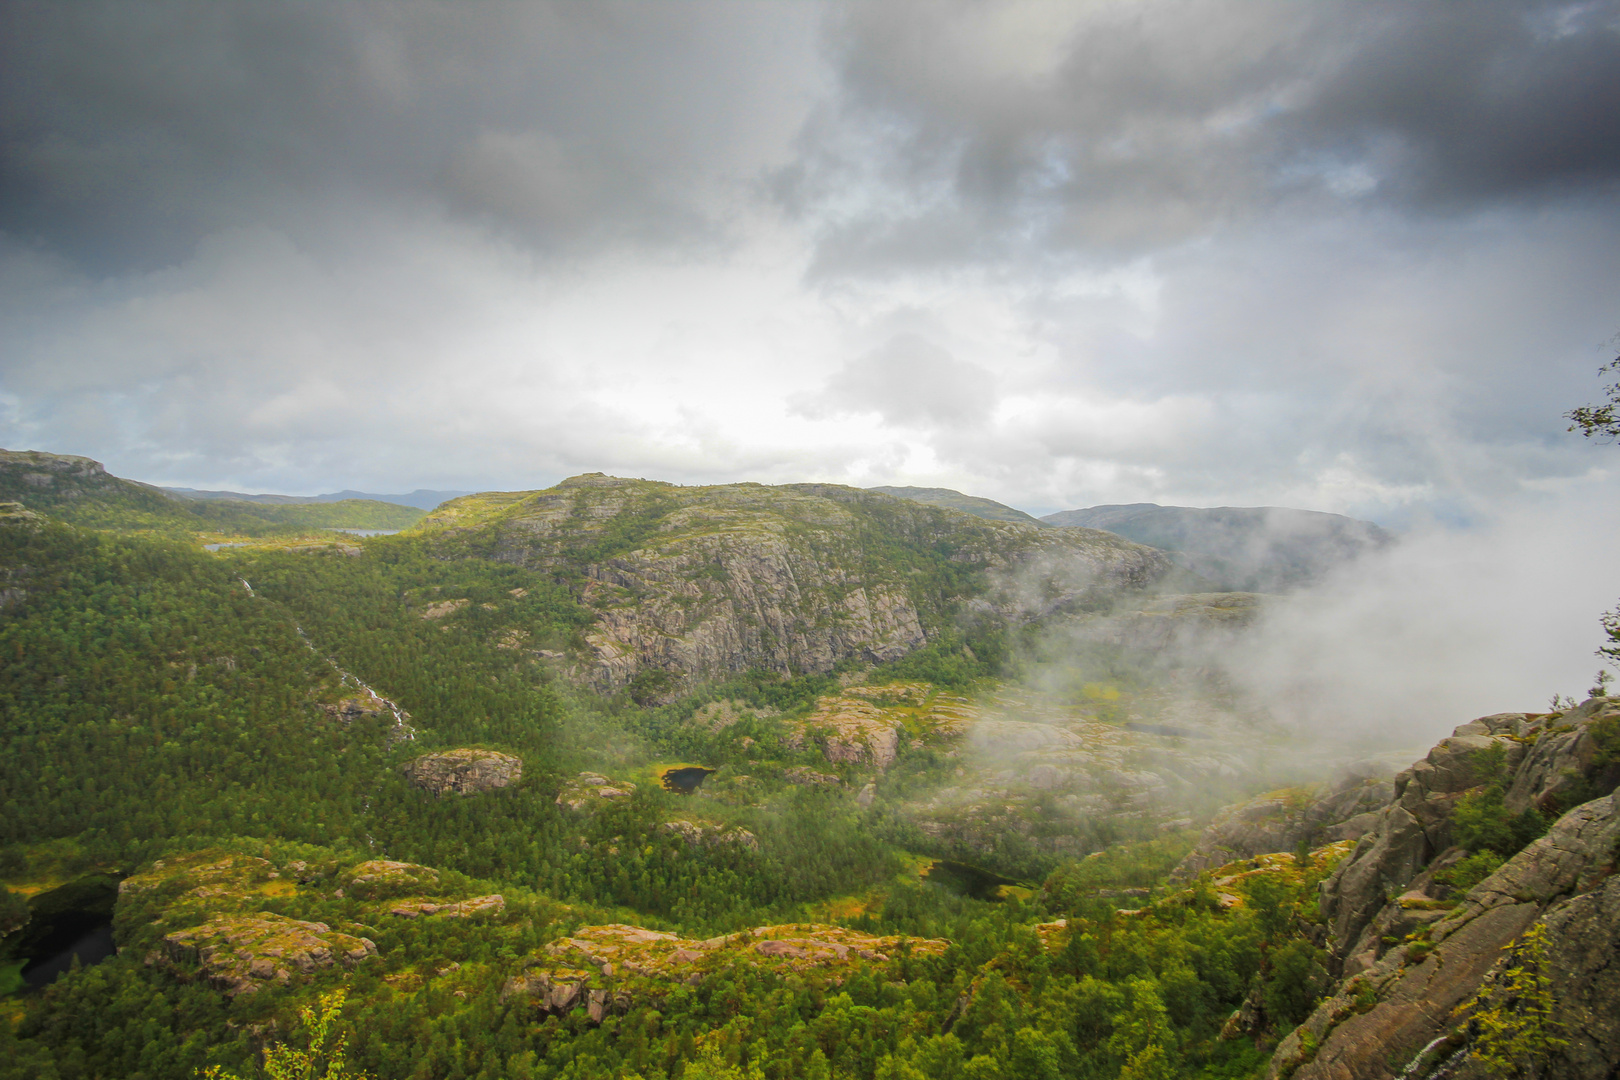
[660,766,715,794]
[5,874,121,993]
[22,922,116,991]
[923,860,1026,902]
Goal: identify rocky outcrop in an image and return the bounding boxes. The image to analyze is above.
[341,859,440,899]
[1269,792,1620,1080]
[403,749,522,796]
[658,820,759,851]
[388,894,505,919]
[160,913,376,997]
[784,682,975,771]
[783,766,843,788]
[1319,699,1618,975]
[555,772,637,810]
[1173,769,1395,879]
[502,922,946,1023]
[416,474,1176,691]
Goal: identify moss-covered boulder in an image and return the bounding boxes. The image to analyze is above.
[403,748,522,796]
[160,912,376,996]
[555,772,636,810]
[341,859,439,899]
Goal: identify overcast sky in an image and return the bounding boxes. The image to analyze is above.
[2,0,1618,521]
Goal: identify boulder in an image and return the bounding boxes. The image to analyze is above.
[403,749,522,796]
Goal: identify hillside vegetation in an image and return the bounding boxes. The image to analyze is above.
[0,450,423,538]
[1,452,1615,1080]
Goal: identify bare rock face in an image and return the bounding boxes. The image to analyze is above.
[160,913,376,997]
[783,683,974,772]
[403,749,522,796]
[417,475,1176,692]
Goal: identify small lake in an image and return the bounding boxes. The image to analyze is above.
[5,874,121,994]
[21,922,116,991]
[923,860,1027,902]
[660,766,715,794]
[327,529,400,537]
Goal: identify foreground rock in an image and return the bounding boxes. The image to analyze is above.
[503,923,946,1022]
[403,749,522,796]
[1320,699,1619,975]
[159,913,376,997]
[1270,792,1620,1080]
[1260,696,1620,1079]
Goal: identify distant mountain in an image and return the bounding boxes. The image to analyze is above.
[1041,503,1393,592]
[166,487,470,510]
[867,486,1047,527]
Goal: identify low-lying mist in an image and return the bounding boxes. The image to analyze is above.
[1225,492,1620,753]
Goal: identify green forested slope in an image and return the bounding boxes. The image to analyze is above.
[0,466,1508,1080]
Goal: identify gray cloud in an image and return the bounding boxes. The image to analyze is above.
[0,0,1615,530]
[784,0,1620,275]
[0,1,820,269]
[799,333,997,426]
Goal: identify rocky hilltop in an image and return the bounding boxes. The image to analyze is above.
[414,474,1180,691]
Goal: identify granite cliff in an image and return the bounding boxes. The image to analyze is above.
[1236,696,1620,1079]
[414,474,1180,692]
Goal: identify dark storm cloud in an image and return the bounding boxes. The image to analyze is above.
[785,0,1620,275]
[0,1,815,270]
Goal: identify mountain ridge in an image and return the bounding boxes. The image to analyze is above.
[1043,502,1393,591]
